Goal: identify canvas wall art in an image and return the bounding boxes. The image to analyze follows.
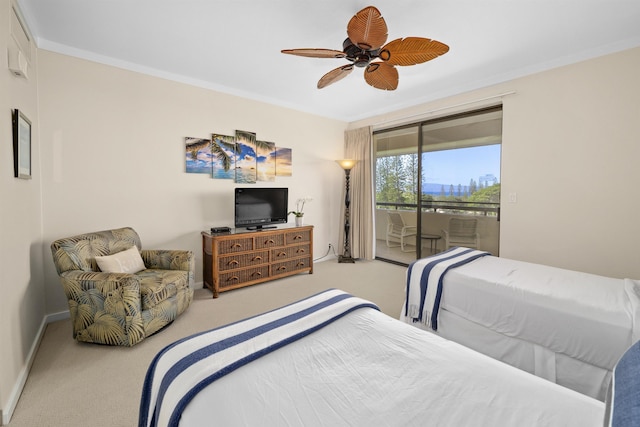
[185,130,292,183]
[275,147,292,177]
[185,137,212,174]
[257,140,276,182]
[211,134,237,179]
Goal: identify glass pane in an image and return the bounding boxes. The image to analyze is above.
[374,126,420,264]
[421,107,502,256]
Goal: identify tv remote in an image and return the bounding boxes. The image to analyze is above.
[211,226,231,233]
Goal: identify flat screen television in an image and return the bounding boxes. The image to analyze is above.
[234,187,289,230]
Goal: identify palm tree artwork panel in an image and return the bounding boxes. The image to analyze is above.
[184,137,213,174]
[235,130,257,184]
[211,134,237,179]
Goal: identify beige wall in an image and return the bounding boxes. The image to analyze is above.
[37,50,348,313]
[1,0,44,423]
[353,47,640,279]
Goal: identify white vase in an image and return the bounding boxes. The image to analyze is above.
[295,216,304,227]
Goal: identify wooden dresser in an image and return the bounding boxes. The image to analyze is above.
[201,225,313,298]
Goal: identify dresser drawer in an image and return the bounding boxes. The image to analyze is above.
[272,258,311,275]
[254,234,285,249]
[217,237,253,254]
[219,266,269,289]
[285,230,311,245]
[271,244,311,261]
[218,251,269,272]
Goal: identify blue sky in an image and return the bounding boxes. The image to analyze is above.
[422,144,501,186]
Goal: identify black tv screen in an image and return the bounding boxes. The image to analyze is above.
[234,187,289,229]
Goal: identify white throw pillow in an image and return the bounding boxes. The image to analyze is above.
[95,246,146,274]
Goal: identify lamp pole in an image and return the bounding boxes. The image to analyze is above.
[336,159,357,263]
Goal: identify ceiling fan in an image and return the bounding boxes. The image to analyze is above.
[281,5,449,91]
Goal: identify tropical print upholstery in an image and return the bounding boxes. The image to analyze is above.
[50,227,194,346]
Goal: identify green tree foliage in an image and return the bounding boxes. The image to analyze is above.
[376,156,409,205]
[468,183,501,203]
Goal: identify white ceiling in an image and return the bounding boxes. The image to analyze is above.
[15,1,640,122]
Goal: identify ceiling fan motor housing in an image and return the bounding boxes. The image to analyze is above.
[343,38,381,67]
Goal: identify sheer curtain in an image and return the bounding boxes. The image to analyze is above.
[338,126,375,260]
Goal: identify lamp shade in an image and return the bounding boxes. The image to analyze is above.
[336,159,357,170]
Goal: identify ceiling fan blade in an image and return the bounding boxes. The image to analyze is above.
[281,48,347,59]
[379,37,449,66]
[318,65,354,89]
[347,6,388,50]
[364,62,398,90]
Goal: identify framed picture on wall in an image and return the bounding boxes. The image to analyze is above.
[12,109,31,179]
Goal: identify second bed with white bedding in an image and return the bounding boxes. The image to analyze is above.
[401,248,640,400]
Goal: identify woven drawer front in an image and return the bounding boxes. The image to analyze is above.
[254,234,285,249]
[219,266,269,288]
[218,250,269,271]
[217,237,253,254]
[272,258,311,275]
[271,244,310,261]
[285,230,311,245]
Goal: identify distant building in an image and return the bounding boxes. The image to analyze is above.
[479,174,498,187]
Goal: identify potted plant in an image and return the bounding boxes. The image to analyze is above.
[289,197,312,226]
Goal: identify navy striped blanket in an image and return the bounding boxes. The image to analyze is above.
[404,247,490,330]
[138,289,379,427]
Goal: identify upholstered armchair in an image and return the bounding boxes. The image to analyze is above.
[50,227,194,346]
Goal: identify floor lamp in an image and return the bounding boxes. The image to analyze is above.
[336,159,357,263]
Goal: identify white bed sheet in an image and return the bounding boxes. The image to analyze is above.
[437,308,612,399]
[438,256,634,370]
[180,307,603,426]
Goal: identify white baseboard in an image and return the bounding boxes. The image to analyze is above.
[1,310,69,426]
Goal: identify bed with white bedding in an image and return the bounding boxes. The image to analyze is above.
[400,247,640,401]
[139,289,605,427]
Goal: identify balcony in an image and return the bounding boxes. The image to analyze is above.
[375,200,500,265]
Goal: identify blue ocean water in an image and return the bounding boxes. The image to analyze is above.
[235,168,257,184]
[213,168,234,180]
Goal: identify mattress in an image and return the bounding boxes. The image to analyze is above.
[140,289,604,427]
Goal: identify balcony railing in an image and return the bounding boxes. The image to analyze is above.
[377,200,500,218]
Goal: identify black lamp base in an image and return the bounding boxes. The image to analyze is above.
[338,255,355,264]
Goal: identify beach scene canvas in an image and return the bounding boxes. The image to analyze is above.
[256,140,276,182]
[186,130,293,182]
[185,137,212,174]
[235,130,257,184]
[275,147,292,176]
[211,134,237,179]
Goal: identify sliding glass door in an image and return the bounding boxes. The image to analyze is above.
[374,106,503,265]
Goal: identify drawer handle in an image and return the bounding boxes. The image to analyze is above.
[293,235,302,240]
[252,256,263,261]
[296,248,306,254]
[252,271,263,277]
[277,251,287,257]
[231,243,242,248]
[265,239,275,244]
[297,262,306,267]
[277,266,287,271]
[228,260,239,266]
[227,276,239,282]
